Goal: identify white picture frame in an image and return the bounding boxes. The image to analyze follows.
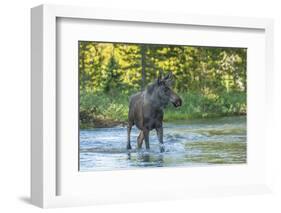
[31,4,274,208]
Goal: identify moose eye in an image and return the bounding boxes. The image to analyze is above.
[164,87,170,92]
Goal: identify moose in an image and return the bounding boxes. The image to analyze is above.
[127,72,182,152]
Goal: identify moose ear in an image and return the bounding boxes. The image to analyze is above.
[164,72,173,81]
[157,76,162,85]
[157,69,163,85]
[164,72,173,86]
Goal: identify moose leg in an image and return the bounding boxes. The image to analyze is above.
[143,129,150,150]
[127,123,132,150]
[137,131,144,149]
[156,127,165,152]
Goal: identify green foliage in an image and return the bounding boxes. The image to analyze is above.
[80,91,246,128]
[79,41,247,128]
[79,42,246,94]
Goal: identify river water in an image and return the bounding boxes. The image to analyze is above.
[80,116,246,171]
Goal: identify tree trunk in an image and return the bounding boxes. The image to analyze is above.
[140,44,146,90]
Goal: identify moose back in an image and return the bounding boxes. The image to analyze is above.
[127,72,182,152]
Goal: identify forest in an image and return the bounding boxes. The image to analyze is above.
[79,41,247,128]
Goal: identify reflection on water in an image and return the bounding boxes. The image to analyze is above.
[80,116,246,171]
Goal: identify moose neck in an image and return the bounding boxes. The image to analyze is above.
[144,88,167,110]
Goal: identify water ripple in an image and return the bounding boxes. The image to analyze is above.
[80,116,247,171]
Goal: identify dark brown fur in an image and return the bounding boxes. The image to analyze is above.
[127,72,182,152]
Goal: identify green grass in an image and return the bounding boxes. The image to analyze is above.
[164,91,246,121]
[80,91,246,128]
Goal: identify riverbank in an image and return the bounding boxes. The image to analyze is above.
[80,91,246,129]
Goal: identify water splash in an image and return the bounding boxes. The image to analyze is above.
[80,116,246,171]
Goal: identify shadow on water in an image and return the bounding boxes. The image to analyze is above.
[127,150,164,167]
[80,116,246,171]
